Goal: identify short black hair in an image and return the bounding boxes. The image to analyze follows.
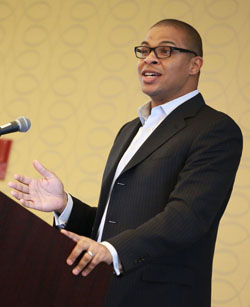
[151,19,203,57]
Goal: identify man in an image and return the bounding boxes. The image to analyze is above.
[9,19,242,306]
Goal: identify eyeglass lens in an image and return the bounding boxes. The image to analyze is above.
[136,46,172,58]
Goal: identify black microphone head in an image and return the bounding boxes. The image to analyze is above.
[16,116,31,132]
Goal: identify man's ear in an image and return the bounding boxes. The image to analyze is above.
[189,56,203,75]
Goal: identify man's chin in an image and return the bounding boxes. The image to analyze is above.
[141,86,157,97]
[141,88,161,101]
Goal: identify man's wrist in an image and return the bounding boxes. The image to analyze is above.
[54,193,73,227]
[55,192,68,215]
[101,241,122,276]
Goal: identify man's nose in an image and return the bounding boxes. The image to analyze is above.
[144,50,159,64]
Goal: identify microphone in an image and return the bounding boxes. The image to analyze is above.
[0,116,31,136]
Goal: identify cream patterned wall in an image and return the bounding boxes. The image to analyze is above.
[0,0,249,306]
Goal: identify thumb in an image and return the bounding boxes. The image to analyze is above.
[33,160,55,179]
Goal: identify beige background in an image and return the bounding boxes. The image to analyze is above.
[0,0,249,305]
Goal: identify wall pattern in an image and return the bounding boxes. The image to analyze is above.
[0,0,249,305]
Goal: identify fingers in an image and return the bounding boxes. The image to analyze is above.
[72,250,95,276]
[8,174,32,189]
[9,189,34,208]
[66,235,90,266]
[8,176,32,205]
[80,252,101,277]
[19,199,35,209]
[79,245,112,277]
[10,189,28,200]
[33,160,54,179]
[8,161,54,188]
[13,174,32,185]
[62,233,112,277]
[8,180,30,194]
[61,230,91,272]
[61,229,81,243]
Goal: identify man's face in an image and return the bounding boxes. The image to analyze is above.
[137,25,197,106]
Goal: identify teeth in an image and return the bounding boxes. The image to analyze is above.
[145,72,157,76]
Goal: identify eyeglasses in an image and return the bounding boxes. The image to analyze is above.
[134,45,198,59]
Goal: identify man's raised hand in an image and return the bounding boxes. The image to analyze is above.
[8,160,68,213]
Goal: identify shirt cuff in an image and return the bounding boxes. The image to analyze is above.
[53,193,73,227]
[101,241,122,276]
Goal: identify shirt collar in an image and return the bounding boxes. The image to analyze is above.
[138,90,199,125]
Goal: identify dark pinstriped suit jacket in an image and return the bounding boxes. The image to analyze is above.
[66,94,242,307]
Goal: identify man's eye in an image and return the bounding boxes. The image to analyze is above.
[138,47,149,55]
[158,47,170,55]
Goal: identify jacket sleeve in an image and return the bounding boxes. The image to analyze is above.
[65,196,97,237]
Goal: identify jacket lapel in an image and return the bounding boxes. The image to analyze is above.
[102,119,142,186]
[92,94,205,237]
[92,119,141,233]
[121,94,205,175]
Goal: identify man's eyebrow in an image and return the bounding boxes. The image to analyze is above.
[140,40,176,46]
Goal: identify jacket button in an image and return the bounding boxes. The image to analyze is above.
[135,256,145,264]
[108,220,118,224]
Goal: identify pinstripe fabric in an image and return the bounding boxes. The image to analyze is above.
[67,94,242,307]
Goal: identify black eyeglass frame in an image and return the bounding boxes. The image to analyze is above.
[134,45,198,59]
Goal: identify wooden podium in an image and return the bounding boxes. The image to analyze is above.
[0,191,112,307]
